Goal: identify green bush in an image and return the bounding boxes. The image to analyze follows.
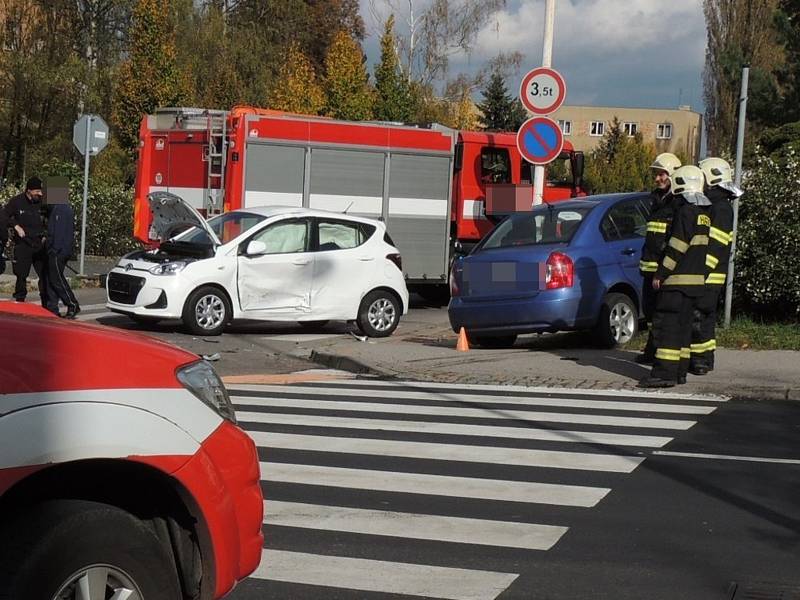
[735,147,800,317]
[1,160,139,257]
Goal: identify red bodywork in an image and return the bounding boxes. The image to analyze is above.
[133,107,584,248]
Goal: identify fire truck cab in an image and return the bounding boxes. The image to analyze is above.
[133,107,585,294]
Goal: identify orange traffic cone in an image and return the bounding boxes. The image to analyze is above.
[456,327,470,352]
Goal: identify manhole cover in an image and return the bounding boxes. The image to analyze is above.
[729,581,800,599]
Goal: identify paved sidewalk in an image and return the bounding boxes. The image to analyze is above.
[299,319,800,401]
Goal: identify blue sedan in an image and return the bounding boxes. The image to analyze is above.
[448,193,651,348]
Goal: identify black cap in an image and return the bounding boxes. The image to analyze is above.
[25,176,42,191]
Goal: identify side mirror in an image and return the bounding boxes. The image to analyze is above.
[246,240,267,255]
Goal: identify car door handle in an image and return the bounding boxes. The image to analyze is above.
[292,258,311,265]
[358,256,375,262]
[621,248,637,256]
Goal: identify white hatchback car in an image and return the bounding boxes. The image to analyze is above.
[106,193,409,336]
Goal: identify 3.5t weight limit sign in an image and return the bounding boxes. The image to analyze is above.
[519,67,566,115]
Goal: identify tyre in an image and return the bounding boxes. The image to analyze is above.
[182,285,231,336]
[471,334,517,349]
[129,315,161,327]
[299,320,329,328]
[357,289,401,338]
[0,499,181,600]
[594,292,638,348]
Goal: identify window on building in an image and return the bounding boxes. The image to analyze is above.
[558,120,572,135]
[657,123,673,139]
[623,122,638,137]
[480,148,511,184]
[590,121,605,137]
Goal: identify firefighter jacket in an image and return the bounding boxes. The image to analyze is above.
[2,192,45,248]
[654,196,711,297]
[639,188,675,275]
[704,186,735,287]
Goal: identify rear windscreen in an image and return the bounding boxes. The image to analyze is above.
[479,206,593,250]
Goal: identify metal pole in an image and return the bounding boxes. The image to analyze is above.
[724,67,748,328]
[533,0,556,206]
[79,115,92,276]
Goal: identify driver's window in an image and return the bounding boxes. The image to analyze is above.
[251,220,308,254]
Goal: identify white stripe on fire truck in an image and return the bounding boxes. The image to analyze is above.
[388,197,449,218]
[245,190,303,209]
[149,186,206,209]
[309,194,382,215]
[463,199,488,220]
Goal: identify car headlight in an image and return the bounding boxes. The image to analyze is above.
[176,360,236,423]
[149,261,187,275]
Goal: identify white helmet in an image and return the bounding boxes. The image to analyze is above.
[670,165,705,195]
[698,157,733,186]
[650,152,681,174]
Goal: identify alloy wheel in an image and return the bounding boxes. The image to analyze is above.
[195,294,225,330]
[367,298,397,332]
[53,564,142,600]
[609,301,635,344]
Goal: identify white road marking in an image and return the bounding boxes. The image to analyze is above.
[230,385,717,414]
[237,411,675,447]
[233,395,696,430]
[260,462,610,507]
[264,500,568,550]
[249,431,644,473]
[652,450,800,465]
[252,549,518,600]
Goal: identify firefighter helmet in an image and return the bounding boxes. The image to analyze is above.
[670,165,705,195]
[650,152,681,174]
[698,157,733,186]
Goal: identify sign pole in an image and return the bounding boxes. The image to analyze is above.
[724,67,749,328]
[533,0,556,206]
[79,115,92,276]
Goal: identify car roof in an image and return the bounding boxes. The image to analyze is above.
[534,192,649,212]
[231,205,384,226]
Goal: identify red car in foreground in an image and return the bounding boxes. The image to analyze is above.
[0,302,263,600]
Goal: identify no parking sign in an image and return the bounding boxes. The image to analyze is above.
[516,117,564,166]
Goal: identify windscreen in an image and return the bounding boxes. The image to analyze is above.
[175,212,266,245]
[479,205,593,250]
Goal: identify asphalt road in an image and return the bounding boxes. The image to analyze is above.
[14,288,800,599]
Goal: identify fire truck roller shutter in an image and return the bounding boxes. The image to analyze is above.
[387,154,451,281]
[309,148,385,217]
[244,143,305,208]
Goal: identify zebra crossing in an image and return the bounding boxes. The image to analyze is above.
[229,379,726,600]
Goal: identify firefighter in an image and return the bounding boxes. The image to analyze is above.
[689,157,740,375]
[635,152,682,364]
[639,165,712,388]
[1,177,49,305]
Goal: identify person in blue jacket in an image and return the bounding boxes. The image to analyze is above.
[45,183,80,318]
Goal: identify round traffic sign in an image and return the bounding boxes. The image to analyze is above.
[516,117,564,166]
[519,67,566,115]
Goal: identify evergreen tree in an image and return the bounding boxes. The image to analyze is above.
[323,31,373,121]
[374,15,413,122]
[477,72,522,131]
[270,42,326,115]
[584,119,655,193]
[112,0,188,151]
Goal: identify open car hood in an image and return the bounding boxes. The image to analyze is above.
[148,191,221,246]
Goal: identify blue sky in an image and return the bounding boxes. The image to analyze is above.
[360,0,707,113]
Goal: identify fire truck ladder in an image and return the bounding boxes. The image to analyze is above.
[205,111,227,216]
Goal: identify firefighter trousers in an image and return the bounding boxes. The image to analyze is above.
[690,287,721,371]
[641,274,657,358]
[649,290,694,382]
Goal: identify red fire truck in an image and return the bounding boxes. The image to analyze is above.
[133,107,585,293]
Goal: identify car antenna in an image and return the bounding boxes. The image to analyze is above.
[342,200,354,214]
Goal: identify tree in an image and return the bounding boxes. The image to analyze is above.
[584,119,655,194]
[323,31,373,121]
[374,15,414,122]
[703,0,783,154]
[477,72,526,131]
[112,0,188,152]
[269,43,326,115]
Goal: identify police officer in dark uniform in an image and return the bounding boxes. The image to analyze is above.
[1,177,49,304]
[45,193,80,318]
[640,165,712,388]
[636,153,682,364]
[689,157,740,375]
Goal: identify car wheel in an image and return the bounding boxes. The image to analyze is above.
[0,499,181,600]
[595,292,638,348]
[471,334,517,349]
[357,290,400,338]
[299,320,329,328]
[183,285,230,336]
[129,315,161,327]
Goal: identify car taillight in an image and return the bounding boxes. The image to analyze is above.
[387,253,402,271]
[545,252,573,289]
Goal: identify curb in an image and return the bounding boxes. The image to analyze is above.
[716,387,800,402]
[0,276,101,294]
[309,350,392,378]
